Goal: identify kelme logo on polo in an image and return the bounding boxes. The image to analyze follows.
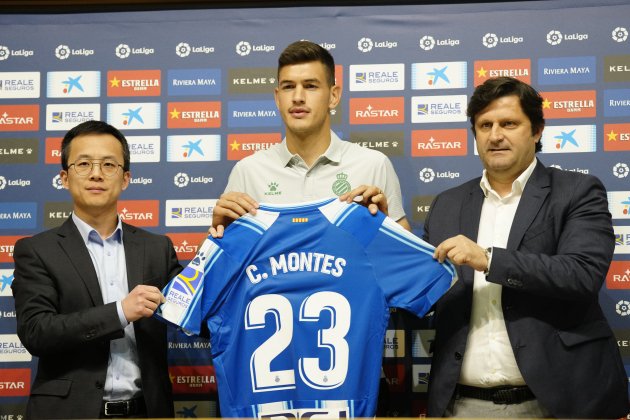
[0,72,40,99]
[264,182,281,196]
[331,173,351,196]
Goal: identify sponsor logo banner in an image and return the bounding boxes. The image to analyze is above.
[474,59,531,85]
[174,401,218,418]
[107,70,161,96]
[383,329,405,358]
[167,102,221,129]
[411,195,435,223]
[541,90,596,119]
[228,67,276,94]
[0,71,40,98]
[0,138,38,164]
[169,365,217,394]
[615,226,630,254]
[167,135,221,162]
[349,63,404,91]
[537,56,596,85]
[0,368,30,397]
[0,104,39,131]
[165,199,216,227]
[47,71,100,98]
[382,364,406,393]
[608,191,630,219]
[117,200,159,227]
[45,137,62,164]
[541,125,596,153]
[604,89,630,117]
[0,334,31,362]
[615,330,630,357]
[349,131,404,157]
[107,102,161,130]
[604,55,630,83]
[412,364,431,393]
[227,133,282,161]
[411,329,435,358]
[227,100,281,128]
[0,202,36,229]
[166,232,208,261]
[0,269,13,297]
[411,61,467,90]
[411,129,467,156]
[46,103,100,131]
[349,97,404,125]
[607,261,630,290]
[0,236,26,263]
[410,95,467,123]
[43,201,73,229]
[604,123,630,151]
[168,68,221,96]
[128,136,160,163]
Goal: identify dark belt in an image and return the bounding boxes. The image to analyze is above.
[456,384,535,405]
[101,397,146,417]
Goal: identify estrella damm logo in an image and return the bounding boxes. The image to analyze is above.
[604,123,630,151]
[227,133,282,161]
[107,70,161,97]
[541,90,596,119]
[474,59,531,85]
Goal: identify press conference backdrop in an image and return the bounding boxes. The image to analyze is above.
[1,0,629,417]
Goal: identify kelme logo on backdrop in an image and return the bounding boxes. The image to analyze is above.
[604,123,630,151]
[411,62,467,90]
[47,71,100,98]
[0,72,39,99]
[46,104,100,131]
[350,131,404,157]
[229,67,276,94]
[537,56,596,85]
[412,195,435,223]
[541,125,596,153]
[0,138,38,164]
[605,55,630,82]
[43,201,72,229]
[474,59,531,85]
[0,105,39,131]
[168,69,221,96]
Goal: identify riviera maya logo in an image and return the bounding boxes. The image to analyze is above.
[331,172,351,196]
[264,181,281,196]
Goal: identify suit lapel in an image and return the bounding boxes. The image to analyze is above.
[123,223,144,291]
[57,218,103,306]
[459,181,485,285]
[507,160,550,250]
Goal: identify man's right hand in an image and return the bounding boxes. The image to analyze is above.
[211,191,259,238]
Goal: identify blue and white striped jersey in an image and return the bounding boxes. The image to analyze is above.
[156,198,455,418]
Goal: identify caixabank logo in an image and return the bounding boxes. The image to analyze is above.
[168,68,221,96]
[0,138,38,164]
[604,123,630,151]
[117,200,159,227]
[107,70,161,97]
[474,59,531,86]
[607,261,630,290]
[165,232,207,261]
[0,71,39,99]
[0,104,39,131]
[0,202,36,230]
[229,67,276,94]
[169,365,217,394]
[411,61,467,90]
[107,102,161,129]
[349,131,404,157]
[46,104,100,131]
[167,102,221,129]
[0,368,30,397]
[411,329,435,358]
[174,401,218,418]
[537,56,596,86]
[127,136,160,163]
[166,135,221,162]
[349,97,404,125]
[227,133,282,161]
[0,269,13,297]
[165,199,215,227]
[604,89,630,118]
[227,100,280,128]
[608,191,630,219]
[46,71,100,98]
[540,90,596,119]
[412,129,467,157]
[540,125,596,154]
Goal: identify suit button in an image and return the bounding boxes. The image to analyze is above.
[95,381,104,389]
[454,352,462,360]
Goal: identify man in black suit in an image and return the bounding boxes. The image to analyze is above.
[425,77,628,418]
[12,120,181,419]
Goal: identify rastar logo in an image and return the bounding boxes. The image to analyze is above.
[168,102,221,129]
[169,365,217,394]
[474,59,531,86]
[541,90,596,119]
[107,70,161,97]
[0,368,30,396]
[117,200,159,227]
[0,105,39,131]
[165,233,207,261]
[412,129,468,157]
[607,261,630,289]
[382,364,406,393]
[604,123,630,152]
[349,97,404,125]
[45,137,62,164]
[227,133,282,161]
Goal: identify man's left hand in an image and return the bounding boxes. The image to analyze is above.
[340,184,388,216]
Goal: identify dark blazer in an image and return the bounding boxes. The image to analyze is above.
[12,217,182,419]
[423,160,629,418]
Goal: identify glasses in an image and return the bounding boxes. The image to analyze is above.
[68,159,123,177]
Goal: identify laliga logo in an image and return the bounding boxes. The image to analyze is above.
[55,44,71,60]
[616,300,630,316]
[419,36,435,51]
[174,172,190,188]
[0,175,5,190]
[236,41,252,56]
[0,45,9,61]
[358,37,374,53]
[176,42,191,58]
[419,168,435,183]
[613,163,629,179]
[546,30,563,46]
[612,27,628,43]
[52,174,64,190]
[115,44,131,59]
[482,33,498,48]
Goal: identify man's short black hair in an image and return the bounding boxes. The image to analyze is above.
[61,120,130,171]
[278,40,335,86]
